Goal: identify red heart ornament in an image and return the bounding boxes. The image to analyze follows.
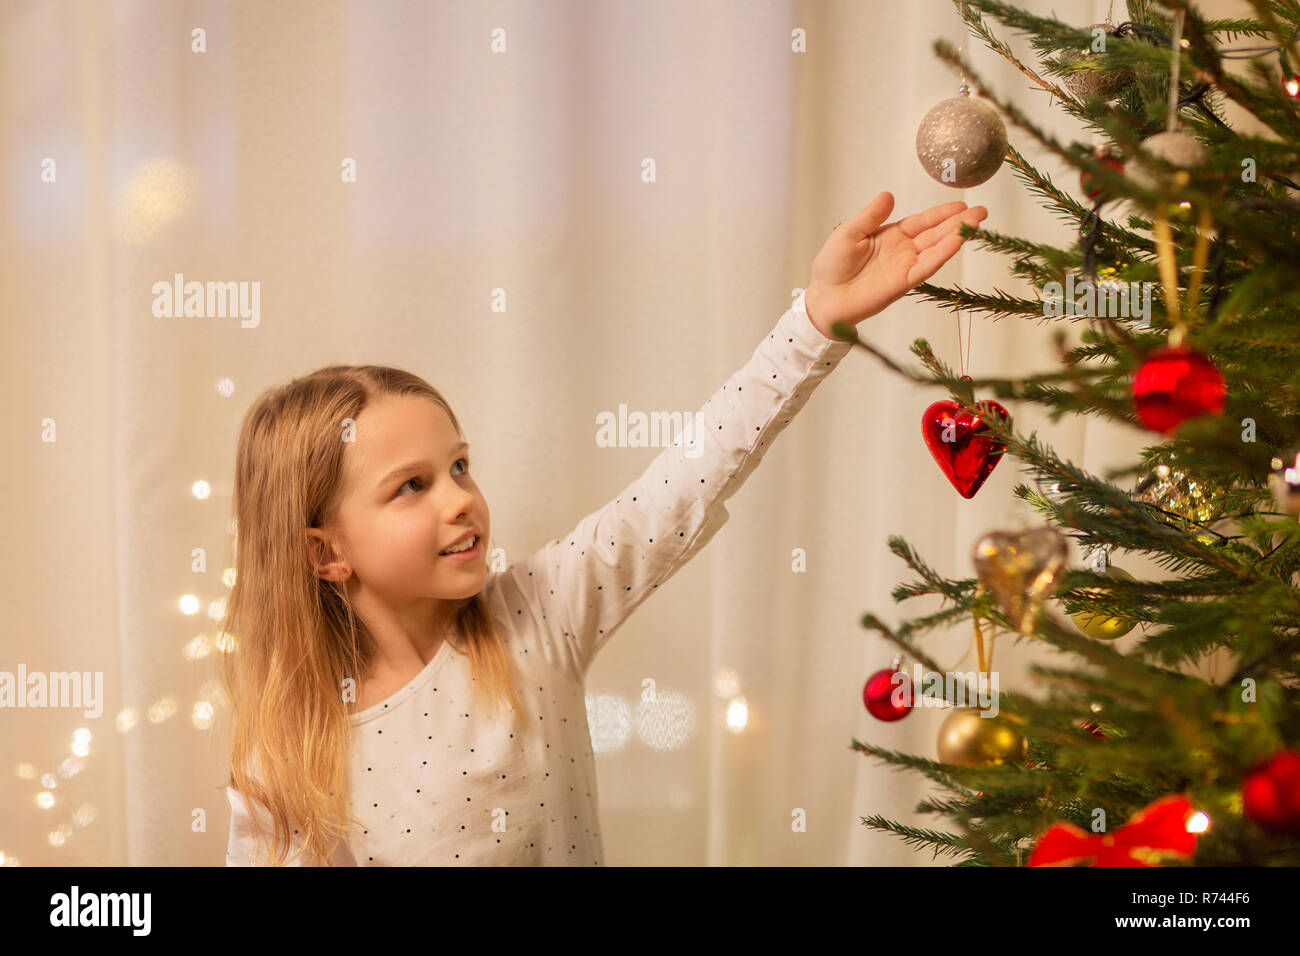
[921,399,1011,499]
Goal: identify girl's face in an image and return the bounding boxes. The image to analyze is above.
[312,395,490,613]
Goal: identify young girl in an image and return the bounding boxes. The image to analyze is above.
[220,192,988,865]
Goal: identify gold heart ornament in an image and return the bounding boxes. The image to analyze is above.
[972,527,1069,635]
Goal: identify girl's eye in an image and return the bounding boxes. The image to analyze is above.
[396,459,469,496]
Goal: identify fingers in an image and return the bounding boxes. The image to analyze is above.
[844,191,895,239]
[913,205,987,251]
[897,200,970,239]
[908,229,969,286]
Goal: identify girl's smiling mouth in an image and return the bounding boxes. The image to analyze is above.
[439,534,481,560]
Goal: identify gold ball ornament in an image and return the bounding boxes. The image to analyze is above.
[1058,23,1136,101]
[915,94,1008,189]
[1068,564,1138,640]
[1127,131,1208,193]
[936,708,1028,766]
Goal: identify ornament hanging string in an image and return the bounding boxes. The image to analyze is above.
[945,615,995,681]
[953,0,973,379]
[956,307,972,378]
[948,638,974,672]
[957,0,971,95]
[1173,1,1221,328]
[1166,10,1184,134]
[1152,9,1188,345]
[1153,211,1182,341]
[963,584,995,681]
[1185,205,1215,317]
[943,594,998,684]
[1145,7,1221,328]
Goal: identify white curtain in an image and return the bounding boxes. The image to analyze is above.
[1,0,1252,866]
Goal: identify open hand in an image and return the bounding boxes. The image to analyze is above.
[804,191,987,338]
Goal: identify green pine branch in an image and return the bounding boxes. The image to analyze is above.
[855,0,1300,867]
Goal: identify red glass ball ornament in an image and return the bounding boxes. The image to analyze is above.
[1081,147,1125,202]
[1242,749,1300,834]
[863,668,913,722]
[1131,345,1226,434]
[921,399,1011,498]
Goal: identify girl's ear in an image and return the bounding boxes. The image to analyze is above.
[305,528,350,581]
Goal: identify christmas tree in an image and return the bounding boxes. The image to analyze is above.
[849,0,1300,866]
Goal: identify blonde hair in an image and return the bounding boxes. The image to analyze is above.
[216,365,523,866]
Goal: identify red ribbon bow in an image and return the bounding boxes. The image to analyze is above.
[1028,795,1199,867]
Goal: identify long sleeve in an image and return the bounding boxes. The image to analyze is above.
[225,785,357,866]
[504,291,852,678]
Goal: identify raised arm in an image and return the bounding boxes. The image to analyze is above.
[497,292,851,679]
[495,194,986,679]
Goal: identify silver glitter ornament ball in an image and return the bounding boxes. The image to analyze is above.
[1060,23,1136,101]
[1128,131,1208,192]
[916,94,1008,189]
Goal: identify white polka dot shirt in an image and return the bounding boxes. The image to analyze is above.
[225,292,852,865]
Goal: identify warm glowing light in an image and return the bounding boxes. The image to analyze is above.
[192,701,214,729]
[41,774,57,789]
[73,805,98,827]
[58,757,84,779]
[1090,701,1102,713]
[216,378,235,397]
[1186,811,1210,833]
[116,708,138,733]
[16,764,35,780]
[222,567,237,588]
[207,597,227,621]
[71,738,89,758]
[215,630,238,653]
[148,696,178,724]
[713,669,740,698]
[1286,77,1300,97]
[179,594,200,615]
[1283,453,1300,484]
[634,690,697,750]
[115,156,198,244]
[191,480,211,500]
[183,634,210,660]
[725,697,749,733]
[585,694,632,753]
[36,792,55,809]
[1178,201,1191,209]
